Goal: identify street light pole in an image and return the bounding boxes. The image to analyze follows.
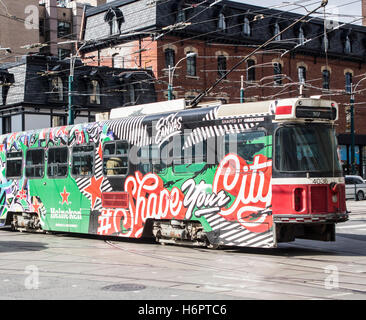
[168,52,197,101]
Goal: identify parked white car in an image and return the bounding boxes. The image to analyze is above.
[345,175,366,201]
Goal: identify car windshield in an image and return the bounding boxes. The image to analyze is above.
[275,124,342,173]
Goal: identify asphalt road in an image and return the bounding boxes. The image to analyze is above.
[0,200,365,301]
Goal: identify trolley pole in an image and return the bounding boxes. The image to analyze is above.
[240,75,244,103]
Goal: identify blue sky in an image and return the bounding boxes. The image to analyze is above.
[233,0,362,25]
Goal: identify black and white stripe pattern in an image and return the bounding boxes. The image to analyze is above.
[205,213,274,248]
[75,140,113,211]
[107,116,151,146]
[184,108,266,149]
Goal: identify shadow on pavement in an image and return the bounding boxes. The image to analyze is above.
[337,233,366,242]
[0,241,48,253]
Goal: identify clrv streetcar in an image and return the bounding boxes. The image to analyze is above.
[0,97,347,248]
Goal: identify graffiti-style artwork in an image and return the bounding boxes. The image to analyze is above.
[0,104,276,248]
[213,154,272,233]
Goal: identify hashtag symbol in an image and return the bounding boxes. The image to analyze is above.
[97,211,112,235]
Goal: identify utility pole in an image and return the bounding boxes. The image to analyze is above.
[350,84,355,174]
[68,53,75,125]
[240,75,244,103]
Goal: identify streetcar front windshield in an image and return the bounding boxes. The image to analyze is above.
[275,125,342,173]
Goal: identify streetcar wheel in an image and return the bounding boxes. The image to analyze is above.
[356,191,364,201]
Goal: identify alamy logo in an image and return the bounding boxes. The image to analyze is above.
[24,265,39,290]
[324,265,339,289]
[24,5,39,30]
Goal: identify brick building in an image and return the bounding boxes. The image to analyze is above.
[79,0,366,177]
[0,54,156,132]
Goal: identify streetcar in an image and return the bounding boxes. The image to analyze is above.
[0,97,348,248]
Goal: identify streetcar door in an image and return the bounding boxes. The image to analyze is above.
[46,146,71,232]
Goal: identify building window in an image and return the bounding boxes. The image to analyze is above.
[247,59,255,81]
[345,36,352,54]
[322,69,330,90]
[217,55,227,78]
[25,149,45,178]
[298,66,306,84]
[177,8,185,22]
[345,72,352,94]
[50,77,64,101]
[88,80,101,105]
[104,7,124,36]
[218,13,226,31]
[274,62,282,85]
[298,27,305,45]
[2,116,11,134]
[186,51,196,76]
[58,48,71,60]
[165,48,175,69]
[112,53,119,68]
[274,23,281,41]
[110,16,119,35]
[243,17,251,36]
[57,21,72,38]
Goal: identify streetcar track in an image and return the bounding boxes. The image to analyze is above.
[104,241,366,298]
[0,265,350,300]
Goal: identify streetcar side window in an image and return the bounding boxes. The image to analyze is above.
[6,151,23,178]
[71,144,94,177]
[224,131,266,162]
[25,149,45,178]
[48,147,68,178]
[103,140,129,176]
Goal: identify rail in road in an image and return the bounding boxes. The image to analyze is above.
[0,200,365,300]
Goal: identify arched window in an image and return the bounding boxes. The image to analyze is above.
[186,51,196,76]
[246,59,255,81]
[51,77,64,101]
[104,7,124,36]
[89,80,101,105]
[298,27,305,45]
[345,36,352,54]
[345,72,352,94]
[243,17,251,36]
[217,55,227,78]
[111,16,119,35]
[322,69,330,90]
[274,23,281,41]
[274,62,282,85]
[165,48,175,69]
[218,13,226,31]
[298,66,306,84]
